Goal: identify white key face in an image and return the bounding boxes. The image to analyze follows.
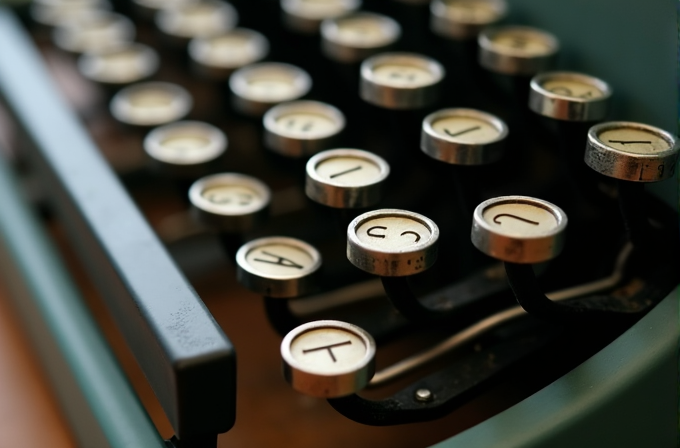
[183,4,228,32]
[289,327,367,375]
[205,34,264,67]
[491,29,554,56]
[294,0,356,18]
[98,49,143,76]
[371,64,436,88]
[274,112,339,139]
[243,242,317,278]
[168,2,236,37]
[431,116,500,144]
[314,156,381,187]
[442,0,504,24]
[541,78,603,100]
[201,185,265,214]
[158,135,212,162]
[334,16,397,47]
[355,216,432,251]
[598,128,670,154]
[128,88,174,109]
[481,202,558,237]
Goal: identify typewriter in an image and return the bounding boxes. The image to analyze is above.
[0,0,676,447]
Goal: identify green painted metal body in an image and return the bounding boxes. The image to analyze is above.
[0,142,166,448]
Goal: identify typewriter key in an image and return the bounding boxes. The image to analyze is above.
[360,52,445,109]
[78,42,159,86]
[585,122,679,183]
[321,12,401,64]
[189,28,269,79]
[430,0,507,40]
[529,72,612,122]
[478,26,559,75]
[229,63,312,116]
[281,0,361,34]
[131,0,197,20]
[236,236,321,298]
[306,149,389,208]
[421,108,508,165]
[30,0,111,29]
[347,209,439,276]
[263,101,345,158]
[144,121,227,178]
[156,0,239,46]
[281,320,375,397]
[471,196,567,264]
[189,173,270,233]
[52,10,135,54]
[110,82,193,127]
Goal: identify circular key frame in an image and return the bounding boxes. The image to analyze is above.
[263,101,346,158]
[347,209,439,276]
[471,196,567,264]
[529,72,612,122]
[236,236,322,298]
[281,320,376,398]
[189,28,270,79]
[360,52,445,110]
[110,81,193,127]
[430,0,507,40]
[30,0,112,28]
[306,148,389,208]
[478,26,559,75]
[281,0,361,34]
[52,10,135,54]
[189,173,271,232]
[585,122,679,183]
[78,42,159,85]
[144,121,227,177]
[321,12,401,63]
[421,108,508,165]
[229,63,313,116]
[155,0,239,44]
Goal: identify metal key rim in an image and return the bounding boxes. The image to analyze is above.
[529,71,612,121]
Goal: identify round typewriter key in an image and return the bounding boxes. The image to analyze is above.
[321,12,401,64]
[306,149,389,208]
[30,0,111,28]
[421,108,508,165]
[478,26,559,75]
[281,320,375,397]
[144,121,227,177]
[156,0,239,45]
[229,63,312,116]
[281,0,361,34]
[584,122,679,182]
[360,52,445,110]
[347,209,439,276]
[78,42,159,86]
[190,173,270,232]
[236,237,321,298]
[189,28,270,79]
[52,10,135,54]
[471,196,567,264]
[430,0,507,40]
[263,101,345,158]
[110,82,193,127]
[529,72,612,122]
